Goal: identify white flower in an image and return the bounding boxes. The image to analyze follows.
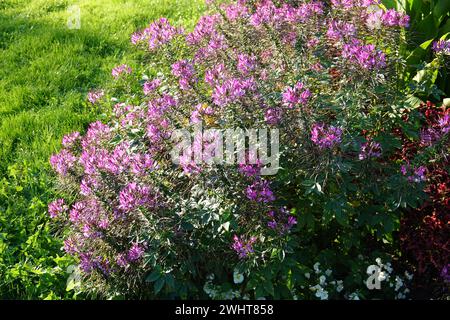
[313,262,321,274]
[375,258,382,266]
[366,9,383,30]
[395,276,404,291]
[304,272,311,279]
[396,292,406,299]
[256,296,266,300]
[319,275,327,285]
[315,288,329,300]
[385,262,393,274]
[233,269,244,284]
[348,292,360,300]
[404,271,414,280]
[336,280,344,293]
[377,271,387,282]
[325,269,332,277]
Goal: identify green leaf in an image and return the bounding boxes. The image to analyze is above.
[146,270,161,283]
[433,1,450,26]
[263,280,275,297]
[335,208,349,227]
[154,277,165,295]
[406,39,434,66]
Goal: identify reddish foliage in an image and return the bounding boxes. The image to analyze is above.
[399,101,450,296]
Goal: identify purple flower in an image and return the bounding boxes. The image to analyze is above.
[420,128,441,146]
[441,264,450,283]
[212,77,256,107]
[205,63,227,87]
[401,164,427,183]
[172,60,197,90]
[433,40,450,55]
[63,237,78,255]
[116,253,129,268]
[127,243,145,262]
[79,253,94,273]
[438,114,450,134]
[250,1,279,28]
[143,79,161,95]
[87,90,104,104]
[327,20,356,40]
[331,0,380,8]
[131,153,156,175]
[50,149,77,176]
[232,235,257,259]
[118,183,157,213]
[172,60,195,79]
[237,53,256,75]
[238,161,261,177]
[366,10,384,30]
[246,179,276,203]
[62,132,80,149]
[264,107,283,125]
[80,122,111,151]
[112,64,132,79]
[223,2,249,21]
[186,14,221,45]
[342,40,386,70]
[132,18,183,50]
[282,81,311,108]
[359,140,382,160]
[267,208,297,234]
[382,9,410,28]
[48,199,67,218]
[311,123,343,149]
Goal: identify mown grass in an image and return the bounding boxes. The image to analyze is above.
[0,0,204,299]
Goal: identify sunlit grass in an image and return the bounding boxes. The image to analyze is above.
[0,0,204,299]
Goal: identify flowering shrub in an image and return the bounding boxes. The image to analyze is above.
[48,0,447,299]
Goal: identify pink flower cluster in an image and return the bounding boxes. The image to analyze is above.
[267,208,297,234]
[359,140,382,160]
[327,20,356,40]
[342,40,386,70]
[311,123,343,149]
[366,9,410,30]
[232,235,257,259]
[172,60,197,90]
[212,77,256,107]
[433,40,450,55]
[246,179,276,203]
[401,164,427,183]
[282,82,311,108]
[143,79,161,95]
[112,64,132,79]
[331,0,380,7]
[48,199,68,219]
[87,90,105,104]
[131,18,184,50]
[249,0,324,27]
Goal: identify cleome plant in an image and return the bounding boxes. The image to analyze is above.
[48,0,449,299]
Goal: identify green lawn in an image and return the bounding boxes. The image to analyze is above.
[0,0,204,299]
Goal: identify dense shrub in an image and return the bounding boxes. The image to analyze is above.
[48,0,448,299]
[399,100,450,299]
